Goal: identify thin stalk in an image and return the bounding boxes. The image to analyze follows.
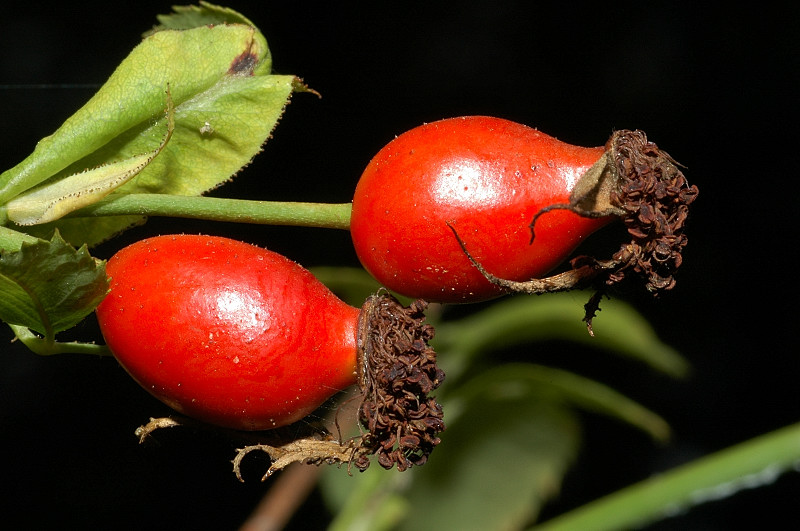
[9,324,112,356]
[531,422,800,531]
[68,194,352,230]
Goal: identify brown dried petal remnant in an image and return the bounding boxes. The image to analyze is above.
[604,130,698,293]
[353,294,445,472]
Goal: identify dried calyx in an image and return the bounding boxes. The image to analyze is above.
[353,293,445,471]
[603,130,698,292]
[453,129,699,332]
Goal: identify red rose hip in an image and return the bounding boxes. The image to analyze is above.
[96,234,360,431]
[350,116,614,303]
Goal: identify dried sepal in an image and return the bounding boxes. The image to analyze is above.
[135,416,183,443]
[528,150,625,242]
[448,221,624,295]
[232,438,360,482]
[529,129,698,294]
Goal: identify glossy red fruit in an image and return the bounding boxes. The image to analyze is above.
[96,234,360,431]
[350,116,614,303]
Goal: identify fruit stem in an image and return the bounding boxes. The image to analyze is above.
[66,194,352,230]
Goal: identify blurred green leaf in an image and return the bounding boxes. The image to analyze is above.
[311,266,416,309]
[323,466,411,531]
[400,392,581,531]
[0,231,107,338]
[310,266,384,307]
[533,422,800,531]
[450,364,670,442]
[436,292,689,381]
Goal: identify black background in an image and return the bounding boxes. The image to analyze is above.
[1,2,797,529]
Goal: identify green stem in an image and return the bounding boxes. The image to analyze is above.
[9,324,112,356]
[531,422,800,531]
[68,194,352,230]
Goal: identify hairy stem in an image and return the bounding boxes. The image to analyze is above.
[67,194,352,230]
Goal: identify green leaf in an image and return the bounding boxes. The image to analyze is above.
[532,422,800,531]
[400,392,581,531]
[0,23,267,204]
[0,226,43,253]
[323,466,411,531]
[35,73,298,247]
[151,1,258,31]
[5,92,175,226]
[1,7,301,247]
[450,364,671,442]
[0,231,107,338]
[436,292,689,381]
